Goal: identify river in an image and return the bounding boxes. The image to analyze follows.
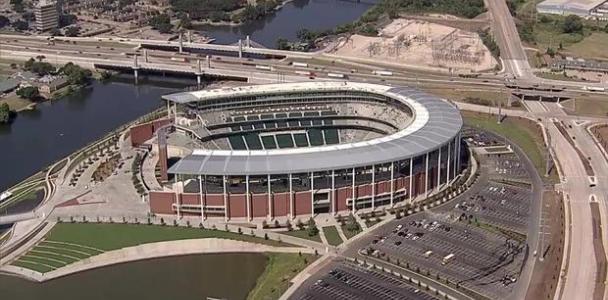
[194,0,380,47]
[0,78,187,191]
[0,253,268,300]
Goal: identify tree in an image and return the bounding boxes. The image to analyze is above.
[59,14,78,28]
[149,14,172,33]
[306,217,319,237]
[16,86,40,100]
[60,62,92,85]
[276,38,290,50]
[346,213,361,232]
[0,103,10,124]
[562,15,583,34]
[11,20,29,31]
[546,47,556,58]
[65,26,80,37]
[0,16,10,28]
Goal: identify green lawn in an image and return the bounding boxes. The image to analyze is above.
[462,111,550,180]
[46,223,289,251]
[322,226,343,246]
[282,229,322,243]
[341,225,361,240]
[248,253,316,300]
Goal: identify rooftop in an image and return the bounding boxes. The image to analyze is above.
[166,82,462,176]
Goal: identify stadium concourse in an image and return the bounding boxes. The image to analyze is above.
[129,82,465,222]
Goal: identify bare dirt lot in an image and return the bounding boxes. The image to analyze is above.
[330,19,497,73]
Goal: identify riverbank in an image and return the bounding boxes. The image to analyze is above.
[2,238,311,282]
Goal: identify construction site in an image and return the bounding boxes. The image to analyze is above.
[330,19,498,73]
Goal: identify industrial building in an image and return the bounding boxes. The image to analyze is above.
[537,0,608,18]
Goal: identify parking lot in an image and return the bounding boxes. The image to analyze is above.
[293,260,438,300]
[350,128,536,299]
[365,213,525,299]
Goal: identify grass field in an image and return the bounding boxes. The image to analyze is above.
[12,223,292,273]
[282,229,322,243]
[422,87,514,108]
[462,111,552,181]
[247,253,316,300]
[563,96,608,117]
[564,32,608,61]
[321,226,343,246]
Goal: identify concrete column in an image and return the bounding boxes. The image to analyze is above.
[166,100,171,118]
[447,142,452,184]
[175,174,180,219]
[289,174,294,219]
[197,75,201,86]
[178,32,183,53]
[199,175,204,223]
[390,162,394,207]
[331,170,336,215]
[310,172,314,217]
[371,165,376,210]
[351,168,356,212]
[223,175,228,222]
[206,55,211,68]
[173,103,177,123]
[188,30,192,43]
[455,135,460,179]
[409,157,413,202]
[143,49,148,63]
[437,147,442,189]
[424,153,429,195]
[238,39,243,59]
[267,174,272,220]
[246,35,251,47]
[246,175,251,221]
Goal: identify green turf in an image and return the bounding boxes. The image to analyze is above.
[45,223,291,251]
[18,255,66,268]
[11,260,55,273]
[247,253,316,300]
[33,245,92,259]
[322,226,343,246]
[282,229,322,243]
[27,251,78,264]
[38,241,103,255]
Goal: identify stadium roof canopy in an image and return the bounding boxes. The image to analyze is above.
[164,82,462,176]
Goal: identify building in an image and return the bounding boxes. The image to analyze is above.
[135,82,465,221]
[551,57,608,73]
[34,0,59,32]
[537,0,608,18]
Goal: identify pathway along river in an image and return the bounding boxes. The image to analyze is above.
[0,253,267,300]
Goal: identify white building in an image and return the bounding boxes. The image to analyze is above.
[34,0,58,32]
[537,0,608,19]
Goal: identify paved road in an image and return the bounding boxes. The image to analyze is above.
[484,0,529,79]
[525,101,598,300]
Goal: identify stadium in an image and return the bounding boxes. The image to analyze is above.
[138,81,465,221]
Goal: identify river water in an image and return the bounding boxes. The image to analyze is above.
[0,253,268,300]
[0,79,184,191]
[194,0,380,47]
